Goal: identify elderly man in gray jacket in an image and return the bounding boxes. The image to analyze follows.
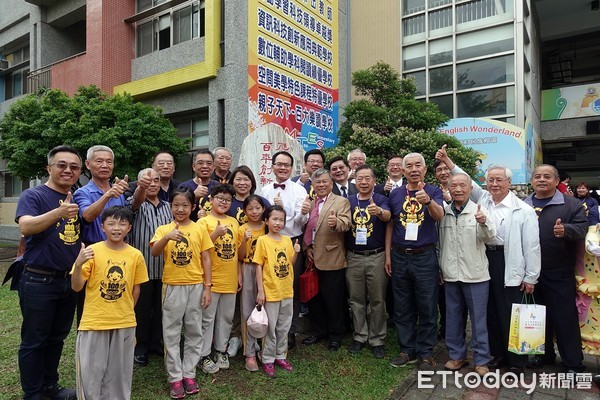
[439,173,496,377]
[436,146,541,376]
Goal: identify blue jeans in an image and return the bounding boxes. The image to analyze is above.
[391,248,439,358]
[18,270,76,399]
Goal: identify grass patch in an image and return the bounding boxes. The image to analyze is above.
[0,261,411,399]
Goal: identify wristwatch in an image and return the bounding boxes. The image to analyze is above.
[424,197,432,205]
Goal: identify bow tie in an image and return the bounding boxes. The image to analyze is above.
[274,183,286,189]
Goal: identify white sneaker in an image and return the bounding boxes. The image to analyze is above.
[215,351,230,370]
[201,356,219,374]
[226,336,242,357]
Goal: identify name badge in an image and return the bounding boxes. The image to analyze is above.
[404,222,419,241]
[355,227,368,245]
[312,228,316,244]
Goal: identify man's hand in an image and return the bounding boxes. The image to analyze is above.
[327,210,337,229]
[300,171,310,184]
[384,177,393,192]
[137,170,153,190]
[194,185,208,200]
[474,205,486,224]
[273,192,283,207]
[415,182,430,205]
[435,144,448,161]
[554,219,565,238]
[520,282,535,294]
[301,195,311,215]
[367,197,379,217]
[58,191,79,220]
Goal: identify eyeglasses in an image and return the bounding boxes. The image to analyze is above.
[213,195,232,204]
[274,162,292,168]
[50,162,82,172]
[486,178,506,184]
[388,163,403,168]
[306,159,323,165]
[195,160,213,166]
[156,161,173,166]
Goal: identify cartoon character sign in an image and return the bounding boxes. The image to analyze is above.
[274,250,290,279]
[215,226,236,260]
[235,207,249,224]
[399,195,425,227]
[352,206,373,238]
[171,236,193,267]
[100,261,127,301]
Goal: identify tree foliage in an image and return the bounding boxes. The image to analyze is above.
[0,85,189,181]
[328,62,478,182]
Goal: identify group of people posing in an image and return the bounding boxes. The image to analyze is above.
[12,142,599,400]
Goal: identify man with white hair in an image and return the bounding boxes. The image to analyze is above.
[212,147,233,184]
[435,146,541,376]
[347,148,366,181]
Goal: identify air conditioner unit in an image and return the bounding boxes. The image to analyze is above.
[0,60,8,70]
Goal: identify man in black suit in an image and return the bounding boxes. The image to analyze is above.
[374,155,406,197]
[328,156,357,198]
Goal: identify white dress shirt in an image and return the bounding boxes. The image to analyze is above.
[260,178,309,237]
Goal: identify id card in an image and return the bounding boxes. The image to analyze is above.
[404,222,419,241]
[355,227,368,245]
[312,228,316,244]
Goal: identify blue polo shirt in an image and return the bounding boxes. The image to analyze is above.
[16,185,82,271]
[389,184,443,248]
[345,193,390,251]
[73,180,126,244]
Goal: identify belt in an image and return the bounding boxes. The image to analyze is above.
[486,245,504,251]
[348,248,385,256]
[392,243,436,255]
[24,266,70,279]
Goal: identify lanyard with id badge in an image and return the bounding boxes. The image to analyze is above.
[404,190,419,241]
[355,197,369,245]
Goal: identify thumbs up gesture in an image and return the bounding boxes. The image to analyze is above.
[435,144,448,160]
[168,222,183,242]
[293,239,301,253]
[214,220,228,237]
[327,209,337,228]
[301,195,311,215]
[273,192,282,206]
[59,191,79,219]
[415,182,430,205]
[553,218,564,238]
[75,242,95,267]
[367,197,379,216]
[138,169,153,190]
[384,177,393,192]
[474,204,486,224]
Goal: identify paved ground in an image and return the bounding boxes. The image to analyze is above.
[388,338,600,399]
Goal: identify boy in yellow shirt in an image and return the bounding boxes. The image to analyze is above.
[71,206,149,399]
[197,184,240,374]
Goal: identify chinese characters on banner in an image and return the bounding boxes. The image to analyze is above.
[247,0,339,188]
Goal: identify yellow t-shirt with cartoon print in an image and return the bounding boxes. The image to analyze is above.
[197,215,240,293]
[72,242,149,331]
[150,221,213,285]
[238,223,266,264]
[252,235,294,302]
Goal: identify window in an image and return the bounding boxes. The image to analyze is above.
[456,0,510,25]
[404,71,426,96]
[456,24,513,61]
[4,68,29,100]
[175,116,209,149]
[403,0,426,15]
[137,0,168,13]
[429,7,452,34]
[456,55,514,90]
[403,14,425,37]
[457,86,515,117]
[429,95,453,117]
[403,43,426,70]
[429,37,453,65]
[4,173,30,197]
[430,65,453,94]
[136,0,205,57]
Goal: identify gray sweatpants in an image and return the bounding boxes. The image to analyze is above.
[241,262,261,357]
[75,327,135,400]
[201,292,236,356]
[162,284,204,382]
[262,298,293,364]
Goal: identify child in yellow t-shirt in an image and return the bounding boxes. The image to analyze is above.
[253,205,300,377]
[150,188,213,399]
[237,194,267,371]
[197,184,240,374]
[71,206,149,400]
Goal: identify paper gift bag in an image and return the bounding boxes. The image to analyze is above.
[299,260,319,303]
[508,302,546,355]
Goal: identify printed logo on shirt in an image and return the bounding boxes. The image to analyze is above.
[215,226,236,260]
[200,196,212,214]
[399,195,425,227]
[57,199,80,245]
[352,206,373,238]
[235,207,248,224]
[99,260,127,301]
[247,236,258,261]
[171,235,193,267]
[274,248,291,279]
[308,185,316,200]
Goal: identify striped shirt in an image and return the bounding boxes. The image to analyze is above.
[129,199,173,280]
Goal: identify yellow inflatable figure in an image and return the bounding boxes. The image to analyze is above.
[576,224,600,355]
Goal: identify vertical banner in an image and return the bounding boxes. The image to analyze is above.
[247,0,339,188]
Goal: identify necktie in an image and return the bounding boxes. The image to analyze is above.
[274,183,286,189]
[303,198,322,247]
[341,186,347,198]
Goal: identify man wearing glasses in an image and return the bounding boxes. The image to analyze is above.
[292,149,325,198]
[212,147,233,184]
[435,146,541,376]
[260,151,309,348]
[15,145,83,400]
[179,149,220,221]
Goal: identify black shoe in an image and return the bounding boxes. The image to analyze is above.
[44,384,76,400]
[288,334,297,350]
[302,335,325,345]
[134,354,149,366]
[328,341,341,351]
[348,340,365,355]
[487,356,506,369]
[372,345,385,359]
[527,355,555,369]
[149,347,164,357]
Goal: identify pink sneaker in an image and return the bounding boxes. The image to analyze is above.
[262,362,275,377]
[182,377,199,395]
[245,356,259,372]
[169,380,186,399]
[275,358,293,371]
